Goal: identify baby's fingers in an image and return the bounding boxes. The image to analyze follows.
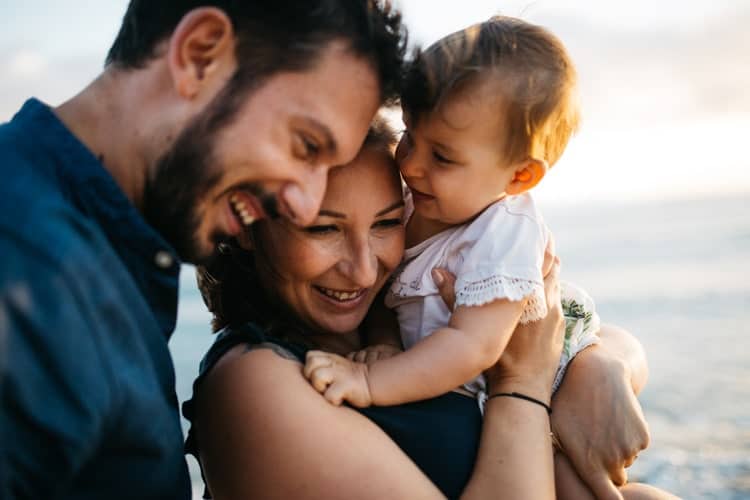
[353,350,369,363]
[304,350,334,379]
[323,382,347,406]
[307,366,334,394]
[365,349,382,364]
[346,350,368,362]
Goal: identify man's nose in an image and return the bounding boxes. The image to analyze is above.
[278,167,328,226]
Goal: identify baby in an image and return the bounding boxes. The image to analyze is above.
[305,16,599,411]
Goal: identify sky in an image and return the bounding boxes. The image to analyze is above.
[1,0,748,204]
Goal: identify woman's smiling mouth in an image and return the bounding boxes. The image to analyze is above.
[314,286,367,303]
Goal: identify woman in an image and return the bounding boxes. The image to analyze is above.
[185,121,666,499]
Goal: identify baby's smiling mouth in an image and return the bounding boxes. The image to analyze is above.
[406,184,434,199]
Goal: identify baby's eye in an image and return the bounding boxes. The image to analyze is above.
[432,150,453,164]
[303,224,338,235]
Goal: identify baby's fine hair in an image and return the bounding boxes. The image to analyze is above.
[401,16,580,167]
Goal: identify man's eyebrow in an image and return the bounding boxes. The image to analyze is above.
[375,200,405,217]
[303,117,337,154]
[318,209,345,219]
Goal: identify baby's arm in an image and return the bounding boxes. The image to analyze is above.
[305,297,526,407]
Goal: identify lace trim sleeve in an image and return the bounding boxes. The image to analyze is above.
[455,275,547,324]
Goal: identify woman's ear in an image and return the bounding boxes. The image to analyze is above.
[167,7,237,99]
[506,158,548,195]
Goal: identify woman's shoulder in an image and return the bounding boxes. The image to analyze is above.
[188,336,449,498]
[196,323,308,381]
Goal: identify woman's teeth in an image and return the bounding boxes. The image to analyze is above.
[230,194,256,226]
[317,287,364,301]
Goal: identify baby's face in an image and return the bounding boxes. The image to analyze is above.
[395,79,518,229]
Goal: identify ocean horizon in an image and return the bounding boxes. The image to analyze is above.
[169,193,750,500]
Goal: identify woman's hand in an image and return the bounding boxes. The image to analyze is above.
[432,253,565,402]
[453,254,563,500]
[485,256,565,399]
[551,335,651,500]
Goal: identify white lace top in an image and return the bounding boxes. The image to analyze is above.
[385,191,550,354]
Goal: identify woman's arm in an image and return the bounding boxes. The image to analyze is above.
[550,325,651,499]
[463,255,565,499]
[195,347,442,500]
[597,323,649,394]
[195,347,558,500]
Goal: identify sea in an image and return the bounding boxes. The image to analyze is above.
[168,194,750,500]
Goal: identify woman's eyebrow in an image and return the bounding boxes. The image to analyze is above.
[375,200,405,217]
[317,200,404,220]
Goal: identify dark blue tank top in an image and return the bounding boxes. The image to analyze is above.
[183,322,481,499]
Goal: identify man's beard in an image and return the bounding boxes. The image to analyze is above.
[143,106,279,265]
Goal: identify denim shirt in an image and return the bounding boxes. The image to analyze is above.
[0,99,191,499]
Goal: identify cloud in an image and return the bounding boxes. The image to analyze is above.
[541,3,750,123]
[8,50,48,79]
[0,50,103,121]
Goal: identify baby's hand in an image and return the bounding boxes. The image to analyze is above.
[347,344,402,364]
[304,351,373,407]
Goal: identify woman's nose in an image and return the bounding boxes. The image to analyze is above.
[338,237,378,288]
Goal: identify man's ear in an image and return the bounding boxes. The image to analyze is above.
[505,158,548,195]
[167,7,236,99]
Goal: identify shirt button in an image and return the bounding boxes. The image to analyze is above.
[154,251,174,269]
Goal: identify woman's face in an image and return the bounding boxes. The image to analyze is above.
[246,147,405,336]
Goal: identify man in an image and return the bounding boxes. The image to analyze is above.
[0,1,406,498]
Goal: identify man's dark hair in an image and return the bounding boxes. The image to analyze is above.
[106,0,407,105]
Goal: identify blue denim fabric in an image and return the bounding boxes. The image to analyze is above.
[0,99,191,499]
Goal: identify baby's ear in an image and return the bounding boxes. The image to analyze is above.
[505,158,548,195]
